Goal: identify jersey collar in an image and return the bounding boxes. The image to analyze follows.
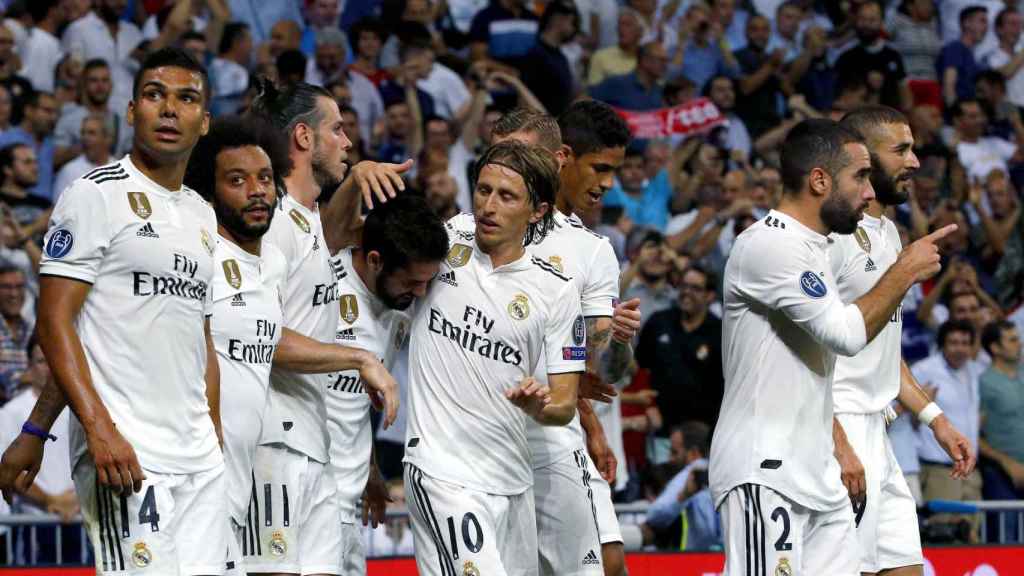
[339,247,388,316]
[767,209,829,247]
[215,233,263,266]
[859,212,882,230]
[123,155,182,200]
[470,238,533,274]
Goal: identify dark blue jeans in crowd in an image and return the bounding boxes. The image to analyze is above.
[981,460,1024,543]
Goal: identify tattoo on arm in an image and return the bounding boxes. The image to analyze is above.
[30,380,69,431]
[603,339,635,384]
[585,317,635,385]
[584,318,612,377]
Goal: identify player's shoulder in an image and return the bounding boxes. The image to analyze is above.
[445,212,476,242]
[74,159,130,191]
[560,212,606,241]
[733,213,807,255]
[528,254,574,287]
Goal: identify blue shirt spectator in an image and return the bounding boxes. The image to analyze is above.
[0,92,58,200]
[671,39,735,93]
[227,0,304,47]
[469,0,538,62]
[589,42,669,111]
[937,5,990,104]
[605,153,674,230]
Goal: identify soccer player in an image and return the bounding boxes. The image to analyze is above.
[709,119,956,576]
[492,103,641,576]
[830,106,975,576]
[35,47,223,573]
[183,115,401,575]
[325,195,447,576]
[404,140,584,576]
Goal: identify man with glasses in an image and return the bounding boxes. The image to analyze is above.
[636,264,723,463]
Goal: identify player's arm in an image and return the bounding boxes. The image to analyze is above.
[540,373,580,425]
[897,359,974,479]
[203,318,222,447]
[321,159,414,255]
[0,379,68,503]
[578,397,616,484]
[832,417,865,504]
[38,276,144,494]
[273,328,398,427]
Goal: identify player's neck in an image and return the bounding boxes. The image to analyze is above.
[993,357,1019,377]
[217,224,261,256]
[865,200,885,219]
[555,194,574,217]
[775,197,828,236]
[129,151,186,192]
[480,238,525,269]
[283,167,321,211]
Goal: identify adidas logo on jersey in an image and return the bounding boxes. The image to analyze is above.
[231,293,245,307]
[337,328,355,341]
[439,270,458,287]
[136,223,160,238]
[865,257,877,272]
[582,550,600,565]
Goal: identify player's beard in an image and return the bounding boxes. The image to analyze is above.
[311,139,344,195]
[376,266,415,311]
[216,199,275,242]
[870,156,912,206]
[820,191,862,235]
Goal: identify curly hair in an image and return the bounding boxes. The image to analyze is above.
[184,115,292,204]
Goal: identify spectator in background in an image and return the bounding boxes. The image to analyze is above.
[0,92,57,200]
[377,80,424,165]
[620,229,683,332]
[711,0,749,51]
[733,14,785,139]
[939,5,989,107]
[767,0,802,63]
[576,0,618,51]
[52,115,112,202]
[61,0,143,115]
[970,170,1020,270]
[983,7,1024,111]
[670,2,738,93]
[913,320,985,541]
[348,18,390,87]
[19,0,66,94]
[379,29,438,121]
[276,48,308,86]
[588,7,642,87]
[209,22,252,115]
[300,0,341,55]
[53,60,127,168]
[834,0,909,110]
[0,266,29,400]
[305,27,349,87]
[604,146,676,230]
[391,22,469,122]
[0,86,11,136]
[338,104,371,164]
[979,321,1024,509]
[953,98,1020,184]
[705,75,751,157]
[422,170,460,220]
[888,0,943,81]
[636,264,723,463]
[975,70,1015,140]
[642,422,719,551]
[226,0,303,48]
[520,0,579,117]
[0,144,49,241]
[0,25,31,127]
[255,19,303,72]
[469,0,538,64]
[590,41,667,111]
[785,26,835,112]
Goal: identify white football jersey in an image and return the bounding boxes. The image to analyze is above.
[404,214,586,495]
[710,210,860,512]
[259,194,339,463]
[40,157,221,474]
[326,248,410,523]
[211,236,286,526]
[830,213,904,414]
[525,210,619,468]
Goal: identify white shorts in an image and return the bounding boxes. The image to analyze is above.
[226,521,243,575]
[534,449,603,575]
[74,458,228,576]
[340,522,365,576]
[837,412,924,573]
[585,453,623,545]
[243,443,343,575]
[405,463,538,576]
[719,483,860,576]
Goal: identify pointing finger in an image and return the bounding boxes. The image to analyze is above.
[924,223,958,243]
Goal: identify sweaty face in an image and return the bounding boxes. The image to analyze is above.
[310,97,351,192]
[214,146,277,241]
[473,163,547,251]
[378,259,440,310]
[942,331,974,369]
[129,66,209,164]
[869,123,919,206]
[564,147,625,213]
[821,143,874,234]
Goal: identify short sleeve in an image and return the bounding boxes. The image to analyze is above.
[39,179,111,283]
[581,239,619,318]
[736,237,837,323]
[543,281,586,375]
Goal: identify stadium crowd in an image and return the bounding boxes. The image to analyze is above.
[0,0,1018,565]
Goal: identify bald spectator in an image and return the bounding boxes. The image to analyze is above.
[52,115,112,202]
[588,7,642,87]
[590,42,667,111]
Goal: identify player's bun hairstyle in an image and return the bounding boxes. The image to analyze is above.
[558,99,631,157]
[361,195,448,273]
[839,105,909,143]
[184,115,292,204]
[779,119,864,195]
[474,140,559,245]
[492,108,563,153]
[132,47,210,105]
[247,77,334,177]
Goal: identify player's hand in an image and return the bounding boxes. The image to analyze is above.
[361,462,391,529]
[835,438,865,505]
[579,372,617,404]
[612,298,642,343]
[359,359,399,430]
[85,420,145,494]
[0,433,45,504]
[585,424,617,485]
[931,415,975,480]
[46,489,80,523]
[505,377,551,419]
[895,224,958,283]
[349,159,412,210]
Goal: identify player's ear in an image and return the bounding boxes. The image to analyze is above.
[294,122,313,152]
[529,201,550,224]
[808,166,829,197]
[366,250,384,274]
[126,100,136,127]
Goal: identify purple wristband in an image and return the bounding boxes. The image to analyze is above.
[21,421,56,442]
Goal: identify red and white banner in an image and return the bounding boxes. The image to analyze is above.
[616,98,726,139]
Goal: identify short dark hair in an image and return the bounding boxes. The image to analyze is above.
[558,99,630,157]
[27,0,59,23]
[23,90,54,109]
[337,103,359,118]
[276,50,308,82]
[184,115,292,203]
[0,143,29,175]
[952,98,982,119]
[181,30,206,44]
[350,18,387,48]
[702,74,738,98]
[539,0,580,34]
[960,5,988,25]
[219,22,250,56]
[0,263,23,277]
[779,119,864,194]
[681,263,716,292]
[83,59,110,75]
[938,319,976,347]
[996,7,1019,29]
[492,108,562,153]
[976,69,1006,90]
[396,21,433,59]
[839,105,909,144]
[132,47,210,105]
[248,77,334,169]
[474,140,559,245]
[982,320,1016,355]
[675,421,711,458]
[361,195,448,274]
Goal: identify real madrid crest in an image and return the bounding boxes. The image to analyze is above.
[462,560,481,576]
[854,227,871,253]
[508,293,530,320]
[127,192,152,219]
[270,530,288,556]
[200,228,214,256]
[447,243,472,268]
[289,208,311,233]
[131,542,153,567]
[340,294,359,325]
[775,557,793,576]
[548,255,564,273]
[222,259,242,289]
